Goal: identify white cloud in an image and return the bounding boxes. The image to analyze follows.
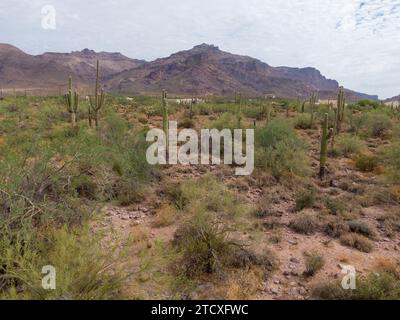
[0,0,399,98]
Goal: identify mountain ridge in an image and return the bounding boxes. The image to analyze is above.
[0,43,378,100]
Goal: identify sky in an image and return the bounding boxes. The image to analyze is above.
[0,0,399,99]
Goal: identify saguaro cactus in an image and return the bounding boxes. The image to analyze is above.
[237,92,242,127]
[162,90,169,151]
[320,117,332,178]
[319,113,333,179]
[64,76,79,126]
[336,86,345,134]
[88,60,105,128]
[301,101,306,113]
[309,93,317,128]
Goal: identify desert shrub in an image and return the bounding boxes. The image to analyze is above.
[198,104,213,116]
[334,134,364,157]
[340,233,373,253]
[324,196,346,215]
[354,154,379,172]
[304,252,325,277]
[173,214,232,278]
[207,112,241,131]
[229,247,276,272]
[293,114,312,129]
[255,119,311,179]
[365,112,392,137]
[379,141,400,182]
[152,204,177,228]
[348,220,376,238]
[178,175,247,217]
[0,226,126,299]
[370,187,400,206]
[0,100,155,299]
[289,214,319,235]
[323,219,349,238]
[295,190,316,211]
[313,271,400,300]
[377,211,400,237]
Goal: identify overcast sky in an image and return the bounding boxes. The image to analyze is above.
[0,0,399,98]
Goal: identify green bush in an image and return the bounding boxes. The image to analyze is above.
[334,134,364,157]
[0,226,126,299]
[354,154,379,172]
[255,119,311,179]
[295,190,316,211]
[313,272,400,300]
[379,141,400,182]
[365,112,392,137]
[293,114,312,129]
[173,213,232,278]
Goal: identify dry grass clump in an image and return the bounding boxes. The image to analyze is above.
[347,219,376,239]
[289,213,319,235]
[323,218,349,238]
[152,204,177,228]
[303,252,325,277]
[339,233,373,253]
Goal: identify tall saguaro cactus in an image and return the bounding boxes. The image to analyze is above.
[336,86,346,134]
[309,93,317,128]
[162,90,169,151]
[319,113,333,179]
[237,91,242,127]
[88,60,105,128]
[64,76,79,126]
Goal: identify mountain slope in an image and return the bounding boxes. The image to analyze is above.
[0,43,377,99]
[385,94,400,103]
[0,44,144,90]
[105,44,339,98]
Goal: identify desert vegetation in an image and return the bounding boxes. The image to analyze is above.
[0,77,399,300]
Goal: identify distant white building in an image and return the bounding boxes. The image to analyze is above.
[384,101,399,108]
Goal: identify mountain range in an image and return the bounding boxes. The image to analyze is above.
[0,43,379,100]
